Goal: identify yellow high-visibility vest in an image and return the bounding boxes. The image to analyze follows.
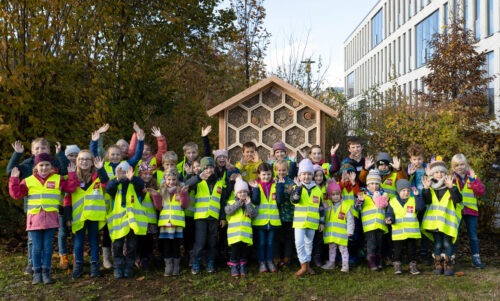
[252,184,281,227]
[71,178,106,233]
[194,179,225,220]
[360,194,388,233]
[292,186,323,230]
[158,192,185,228]
[323,201,352,246]
[25,174,61,215]
[226,199,253,246]
[390,197,421,240]
[421,189,460,243]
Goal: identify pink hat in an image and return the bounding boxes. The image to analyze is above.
[327,181,341,195]
[34,153,53,166]
[272,141,287,153]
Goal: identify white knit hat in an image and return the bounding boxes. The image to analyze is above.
[65,144,80,156]
[234,177,249,193]
[298,159,314,175]
[366,169,381,185]
[116,161,131,172]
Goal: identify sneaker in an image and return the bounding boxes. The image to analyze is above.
[259,262,268,273]
[266,261,277,273]
[340,262,349,273]
[24,263,34,275]
[409,261,420,275]
[72,263,84,279]
[59,254,69,270]
[239,261,248,276]
[191,262,200,275]
[393,261,402,275]
[90,262,101,278]
[32,272,42,285]
[42,270,54,284]
[114,268,124,279]
[206,261,216,273]
[321,261,336,270]
[472,255,486,269]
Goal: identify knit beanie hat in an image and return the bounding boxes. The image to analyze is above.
[234,177,249,193]
[429,156,447,175]
[339,163,355,174]
[375,152,391,165]
[366,169,381,185]
[327,181,341,195]
[34,153,53,166]
[200,157,215,171]
[164,168,179,178]
[298,159,314,175]
[213,149,228,159]
[65,144,80,156]
[313,164,324,175]
[396,179,411,194]
[272,141,287,153]
[138,162,155,175]
[116,161,131,172]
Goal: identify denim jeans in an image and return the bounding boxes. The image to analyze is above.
[294,228,315,264]
[58,215,69,255]
[433,232,453,257]
[74,220,100,264]
[24,197,33,266]
[257,228,275,262]
[31,228,56,271]
[192,218,219,262]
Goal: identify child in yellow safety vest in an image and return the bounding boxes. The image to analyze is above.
[421,158,462,276]
[385,179,425,275]
[311,164,328,267]
[354,169,389,271]
[450,154,486,269]
[249,163,285,273]
[225,177,258,277]
[153,168,189,276]
[105,161,146,279]
[290,159,325,276]
[9,153,78,285]
[321,181,354,272]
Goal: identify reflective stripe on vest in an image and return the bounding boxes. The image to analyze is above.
[361,195,388,233]
[106,184,147,241]
[421,189,460,242]
[184,191,196,217]
[458,178,478,211]
[194,180,224,220]
[158,193,185,228]
[292,186,322,230]
[71,178,106,233]
[252,184,281,227]
[141,192,158,224]
[342,188,359,218]
[381,173,398,198]
[226,199,253,246]
[323,201,352,246]
[390,197,421,240]
[25,174,62,214]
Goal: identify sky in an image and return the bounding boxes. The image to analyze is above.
[263,0,380,88]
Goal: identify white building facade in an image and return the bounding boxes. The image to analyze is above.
[344,0,500,120]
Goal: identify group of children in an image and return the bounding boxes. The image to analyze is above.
[7,127,487,284]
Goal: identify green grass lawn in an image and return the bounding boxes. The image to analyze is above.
[0,250,498,301]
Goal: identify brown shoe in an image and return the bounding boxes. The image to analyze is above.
[59,254,69,270]
[306,262,315,275]
[295,263,308,276]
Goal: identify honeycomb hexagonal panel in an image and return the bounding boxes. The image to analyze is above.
[273,106,294,129]
[228,126,237,146]
[239,125,259,143]
[285,94,301,108]
[308,127,317,145]
[262,126,282,148]
[241,94,260,109]
[229,146,242,164]
[297,107,316,128]
[285,126,305,148]
[250,106,271,128]
[262,87,282,108]
[228,106,248,128]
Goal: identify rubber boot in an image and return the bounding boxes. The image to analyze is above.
[295,263,308,276]
[72,262,84,278]
[444,256,454,276]
[368,254,378,271]
[229,261,240,277]
[164,258,174,276]
[433,254,444,275]
[42,269,54,284]
[321,260,336,270]
[172,258,181,276]
[113,257,124,279]
[102,247,112,269]
[340,260,349,273]
[239,261,248,276]
[90,261,101,278]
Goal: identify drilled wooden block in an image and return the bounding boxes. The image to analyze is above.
[297,107,316,128]
[262,126,282,148]
[273,106,294,129]
[285,126,305,148]
[241,94,260,109]
[228,106,248,128]
[251,106,271,128]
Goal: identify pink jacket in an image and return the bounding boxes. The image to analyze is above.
[9,171,78,230]
[128,132,168,166]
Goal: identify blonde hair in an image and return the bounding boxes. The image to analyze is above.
[183,142,198,153]
[162,151,178,164]
[274,159,289,173]
[160,168,180,201]
[105,145,122,161]
[31,137,50,149]
[451,154,470,170]
[76,150,95,184]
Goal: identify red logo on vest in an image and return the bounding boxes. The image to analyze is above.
[217,187,222,194]
[338,211,345,220]
[385,179,393,186]
[313,196,319,203]
[94,183,101,189]
[46,181,56,189]
[407,206,414,214]
[272,193,276,200]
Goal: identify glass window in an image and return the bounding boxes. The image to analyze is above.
[464,0,469,30]
[487,0,494,36]
[475,0,480,40]
[372,9,384,48]
[416,10,439,68]
[485,51,495,115]
[347,72,355,99]
[444,2,449,34]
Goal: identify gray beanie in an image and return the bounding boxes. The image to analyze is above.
[376,152,391,164]
[396,179,411,194]
[65,144,80,156]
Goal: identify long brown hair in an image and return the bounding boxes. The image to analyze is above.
[76,150,95,184]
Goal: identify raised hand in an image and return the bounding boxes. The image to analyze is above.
[297,149,307,160]
[199,168,210,180]
[133,122,141,133]
[293,176,301,187]
[137,129,145,141]
[10,167,20,178]
[469,169,476,179]
[391,156,401,170]
[349,171,357,184]
[229,172,240,181]
[91,130,100,141]
[11,140,24,153]
[94,157,104,169]
[126,166,134,180]
[180,185,189,194]
[330,143,340,155]
[422,176,431,189]
[364,155,374,169]
[288,150,297,161]
[407,164,417,175]
[151,126,162,138]
[341,170,348,183]
[248,179,258,188]
[184,163,193,175]
[201,126,212,137]
[96,123,110,134]
[253,151,260,163]
[444,175,454,188]
[67,162,76,173]
[55,142,62,154]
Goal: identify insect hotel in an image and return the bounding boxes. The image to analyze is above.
[207,76,338,162]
